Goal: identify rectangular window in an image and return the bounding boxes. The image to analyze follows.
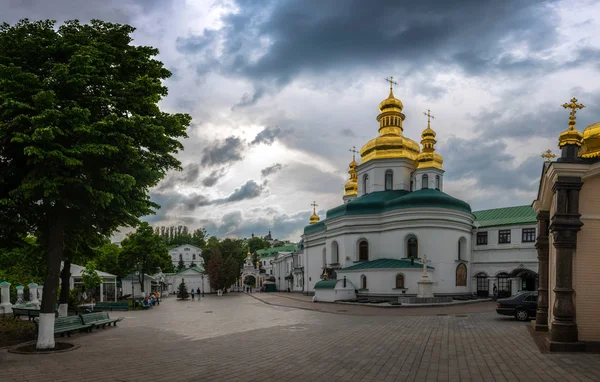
[522,228,536,243]
[498,229,511,244]
[476,232,488,245]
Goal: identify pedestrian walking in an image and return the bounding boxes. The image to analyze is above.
[191,289,195,300]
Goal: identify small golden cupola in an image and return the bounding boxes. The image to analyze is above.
[359,77,421,164]
[343,147,359,202]
[417,109,443,169]
[309,201,320,225]
[559,98,585,148]
[579,121,600,158]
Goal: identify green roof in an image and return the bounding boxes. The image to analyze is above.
[304,189,471,235]
[256,245,297,257]
[314,280,338,289]
[341,258,434,271]
[473,205,536,228]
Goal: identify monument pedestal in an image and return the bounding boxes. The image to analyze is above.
[417,277,434,298]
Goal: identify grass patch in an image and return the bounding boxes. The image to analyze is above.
[0,315,36,348]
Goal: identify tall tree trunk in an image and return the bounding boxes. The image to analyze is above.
[37,217,65,350]
[58,257,71,317]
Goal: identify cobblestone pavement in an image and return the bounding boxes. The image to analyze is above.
[2,293,600,382]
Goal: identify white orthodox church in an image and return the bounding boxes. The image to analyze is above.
[300,85,538,300]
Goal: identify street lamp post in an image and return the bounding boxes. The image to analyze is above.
[201,274,205,297]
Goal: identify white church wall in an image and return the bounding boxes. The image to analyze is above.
[356,158,414,195]
[168,245,204,268]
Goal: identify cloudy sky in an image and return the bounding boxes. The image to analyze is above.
[3,0,600,241]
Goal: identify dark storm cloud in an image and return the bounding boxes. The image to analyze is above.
[144,192,210,223]
[154,163,202,192]
[440,137,540,192]
[198,179,268,206]
[177,0,569,104]
[261,163,283,177]
[201,136,245,167]
[340,129,356,137]
[0,0,136,25]
[202,168,227,187]
[250,126,287,146]
[277,163,345,193]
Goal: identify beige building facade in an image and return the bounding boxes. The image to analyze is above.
[532,98,600,351]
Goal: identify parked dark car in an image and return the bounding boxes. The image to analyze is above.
[496,291,537,321]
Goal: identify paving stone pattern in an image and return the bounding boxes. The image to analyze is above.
[2,293,600,382]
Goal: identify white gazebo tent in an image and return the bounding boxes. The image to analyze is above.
[61,262,118,302]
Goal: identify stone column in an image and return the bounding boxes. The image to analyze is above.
[38,284,44,304]
[100,282,104,302]
[28,282,39,308]
[16,285,24,305]
[534,211,550,331]
[0,281,12,314]
[549,176,584,350]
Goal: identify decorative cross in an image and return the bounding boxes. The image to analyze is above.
[385,76,398,92]
[423,109,435,124]
[540,149,556,162]
[311,201,318,213]
[349,146,359,160]
[562,97,585,129]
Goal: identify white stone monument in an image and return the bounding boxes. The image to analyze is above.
[38,284,44,304]
[417,255,434,298]
[0,281,12,314]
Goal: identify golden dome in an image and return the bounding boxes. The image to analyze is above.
[417,112,443,169]
[559,97,584,147]
[344,152,359,197]
[309,201,320,225]
[360,88,420,164]
[579,121,600,158]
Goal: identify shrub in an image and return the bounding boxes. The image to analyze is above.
[0,316,36,347]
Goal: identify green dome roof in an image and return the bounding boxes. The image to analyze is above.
[304,189,471,235]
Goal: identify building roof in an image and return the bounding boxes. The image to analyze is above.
[340,258,434,271]
[63,263,117,278]
[168,244,203,252]
[256,245,297,258]
[122,273,157,281]
[176,266,205,274]
[472,205,536,228]
[305,189,472,235]
[314,279,338,289]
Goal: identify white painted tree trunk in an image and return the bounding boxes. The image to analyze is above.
[58,303,68,317]
[36,313,55,349]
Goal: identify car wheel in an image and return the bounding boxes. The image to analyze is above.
[515,309,529,321]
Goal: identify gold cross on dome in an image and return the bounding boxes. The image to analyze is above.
[385,76,398,91]
[562,97,585,129]
[349,146,359,160]
[311,201,318,212]
[423,109,435,124]
[541,149,556,162]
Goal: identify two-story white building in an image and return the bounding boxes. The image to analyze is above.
[168,244,204,268]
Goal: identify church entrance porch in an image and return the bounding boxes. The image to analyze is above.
[508,268,538,293]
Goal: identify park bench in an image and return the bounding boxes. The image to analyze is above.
[80,311,123,329]
[34,315,93,337]
[12,307,40,321]
[92,301,129,311]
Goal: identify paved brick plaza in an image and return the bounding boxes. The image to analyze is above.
[2,293,600,382]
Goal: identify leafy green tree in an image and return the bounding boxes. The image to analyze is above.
[120,222,171,295]
[247,237,271,254]
[95,243,124,279]
[0,19,191,349]
[176,256,186,272]
[81,261,102,303]
[206,249,225,291]
[176,278,189,300]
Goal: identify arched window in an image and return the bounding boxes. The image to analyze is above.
[456,263,467,286]
[331,241,339,264]
[407,236,418,259]
[361,275,367,289]
[422,174,429,189]
[322,248,326,266]
[395,274,405,289]
[192,254,196,260]
[436,175,440,190]
[385,170,393,190]
[358,240,369,261]
[363,174,369,194]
